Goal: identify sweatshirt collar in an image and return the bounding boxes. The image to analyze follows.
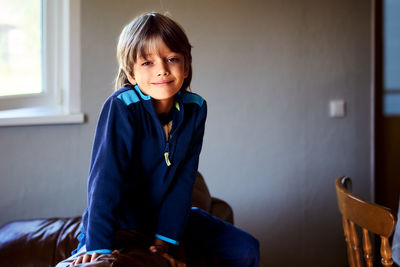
[130,84,184,131]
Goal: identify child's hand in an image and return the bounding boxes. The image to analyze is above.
[70,252,100,266]
[69,250,119,266]
[149,238,186,267]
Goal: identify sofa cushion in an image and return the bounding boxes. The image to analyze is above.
[0,217,81,267]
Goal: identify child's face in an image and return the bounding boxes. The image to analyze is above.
[127,37,189,102]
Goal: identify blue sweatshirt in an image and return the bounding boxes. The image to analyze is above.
[82,84,207,252]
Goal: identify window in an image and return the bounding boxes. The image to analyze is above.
[0,0,42,99]
[383,0,400,115]
[0,0,84,126]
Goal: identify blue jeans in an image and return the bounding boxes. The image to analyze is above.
[183,208,259,267]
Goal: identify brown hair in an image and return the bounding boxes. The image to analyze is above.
[115,12,192,91]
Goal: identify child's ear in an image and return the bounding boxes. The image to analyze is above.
[126,72,137,85]
[184,64,189,78]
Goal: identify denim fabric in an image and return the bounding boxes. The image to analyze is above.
[184,208,260,267]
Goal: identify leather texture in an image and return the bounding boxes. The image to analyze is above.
[0,173,233,267]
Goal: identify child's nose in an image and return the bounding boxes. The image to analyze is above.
[157,62,169,76]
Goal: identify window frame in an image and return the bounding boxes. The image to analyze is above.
[0,0,84,126]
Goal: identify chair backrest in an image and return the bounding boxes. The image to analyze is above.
[335,176,397,267]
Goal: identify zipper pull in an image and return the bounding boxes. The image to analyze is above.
[164,152,171,167]
[164,143,171,167]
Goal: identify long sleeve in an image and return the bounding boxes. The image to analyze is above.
[85,96,136,251]
[155,101,207,244]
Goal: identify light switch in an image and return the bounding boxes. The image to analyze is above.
[329,100,346,117]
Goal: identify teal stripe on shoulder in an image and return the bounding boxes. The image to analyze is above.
[182,92,204,107]
[134,84,151,100]
[117,90,140,106]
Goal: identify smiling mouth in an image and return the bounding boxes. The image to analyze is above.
[152,80,173,85]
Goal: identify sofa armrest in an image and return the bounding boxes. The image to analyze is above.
[210,197,234,225]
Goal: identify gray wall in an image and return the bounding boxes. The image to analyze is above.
[0,0,372,266]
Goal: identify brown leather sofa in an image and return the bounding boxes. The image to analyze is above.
[0,173,233,267]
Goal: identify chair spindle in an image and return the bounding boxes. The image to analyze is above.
[342,217,355,267]
[380,236,393,266]
[349,220,362,267]
[362,228,373,267]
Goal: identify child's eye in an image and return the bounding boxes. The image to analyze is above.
[168,57,179,63]
[141,61,152,66]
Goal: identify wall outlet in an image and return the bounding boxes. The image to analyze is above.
[329,100,346,117]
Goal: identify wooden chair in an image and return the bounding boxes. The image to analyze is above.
[335,176,397,266]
